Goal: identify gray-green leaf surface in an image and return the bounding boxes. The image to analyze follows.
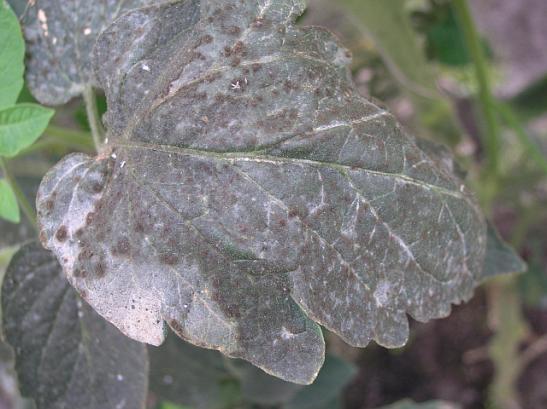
[8,0,156,105]
[37,0,489,384]
[480,223,527,280]
[1,243,148,409]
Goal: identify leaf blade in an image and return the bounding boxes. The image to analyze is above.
[8,0,157,105]
[285,355,357,409]
[37,0,489,383]
[149,333,237,409]
[0,1,25,109]
[0,179,20,223]
[480,223,527,280]
[1,243,149,409]
[0,104,53,158]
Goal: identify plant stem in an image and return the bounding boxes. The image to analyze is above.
[0,157,37,230]
[453,0,501,178]
[495,102,547,174]
[83,86,105,151]
[487,276,528,409]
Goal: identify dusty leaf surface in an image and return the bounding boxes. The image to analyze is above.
[8,0,156,105]
[37,0,488,383]
[1,243,148,409]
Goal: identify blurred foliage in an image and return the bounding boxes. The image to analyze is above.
[149,334,357,409]
[379,400,460,409]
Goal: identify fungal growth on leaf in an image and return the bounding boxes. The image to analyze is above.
[34,0,498,384]
[7,0,157,105]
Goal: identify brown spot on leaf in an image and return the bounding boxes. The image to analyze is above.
[92,182,104,193]
[225,304,241,318]
[86,212,95,226]
[224,25,241,36]
[159,253,178,266]
[252,17,270,29]
[55,226,68,242]
[169,319,184,334]
[232,41,246,56]
[112,237,131,256]
[95,262,106,278]
[39,231,48,246]
[78,246,94,261]
[74,269,88,278]
[195,34,213,48]
[134,221,145,233]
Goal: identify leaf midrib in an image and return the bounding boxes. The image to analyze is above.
[114,141,465,200]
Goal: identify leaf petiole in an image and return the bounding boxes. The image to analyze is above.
[83,86,105,152]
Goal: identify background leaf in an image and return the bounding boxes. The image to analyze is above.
[378,400,461,409]
[37,0,488,384]
[150,332,356,409]
[9,0,157,105]
[0,180,19,223]
[0,104,53,158]
[231,359,302,406]
[0,1,24,109]
[337,0,437,95]
[285,355,357,409]
[1,243,149,409]
[149,333,237,409]
[0,340,34,409]
[480,223,527,281]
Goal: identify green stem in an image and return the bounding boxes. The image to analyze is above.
[0,157,37,230]
[83,86,105,151]
[453,0,501,178]
[495,102,547,174]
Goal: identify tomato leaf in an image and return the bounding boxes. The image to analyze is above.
[1,243,148,409]
[0,104,53,158]
[285,355,356,409]
[8,0,157,105]
[0,179,20,224]
[0,2,24,110]
[149,333,237,409]
[150,332,355,409]
[0,340,33,409]
[37,0,491,383]
[480,223,527,280]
